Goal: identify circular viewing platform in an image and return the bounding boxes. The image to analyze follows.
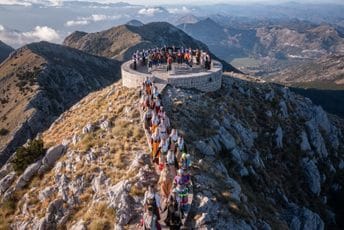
[121,60,223,92]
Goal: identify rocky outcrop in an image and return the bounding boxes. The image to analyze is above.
[301,158,321,195]
[107,180,134,227]
[38,144,66,174]
[0,172,16,194]
[283,204,324,230]
[16,160,42,189]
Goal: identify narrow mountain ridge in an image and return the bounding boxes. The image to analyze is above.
[0,74,343,229]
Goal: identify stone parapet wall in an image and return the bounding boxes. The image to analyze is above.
[121,60,223,92]
[121,61,153,88]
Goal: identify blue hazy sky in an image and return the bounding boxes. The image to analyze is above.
[81,0,344,4]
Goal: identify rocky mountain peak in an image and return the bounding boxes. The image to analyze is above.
[0,41,121,166]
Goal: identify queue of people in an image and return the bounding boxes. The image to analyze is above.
[139,78,192,230]
[132,46,212,72]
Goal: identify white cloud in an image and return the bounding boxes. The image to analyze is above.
[0,24,60,48]
[138,7,163,16]
[65,20,89,27]
[90,14,107,22]
[0,0,63,6]
[167,6,191,14]
[65,14,122,27]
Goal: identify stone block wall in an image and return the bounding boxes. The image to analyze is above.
[121,60,223,92]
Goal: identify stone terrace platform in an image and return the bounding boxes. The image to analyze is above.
[121,60,223,92]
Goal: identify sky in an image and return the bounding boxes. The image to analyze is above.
[0,0,343,5]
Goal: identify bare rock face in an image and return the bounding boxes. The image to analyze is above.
[305,119,328,158]
[107,180,134,227]
[300,130,312,151]
[0,172,16,194]
[301,158,321,196]
[275,125,283,148]
[82,123,94,134]
[16,160,42,189]
[38,186,57,202]
[38,144,66,174]
[38,198,68,230]
[0,163,13,179]
[283,204,324,230]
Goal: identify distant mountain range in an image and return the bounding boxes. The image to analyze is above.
[64,21,239,72]
[0,41,121,165]
[179,17,344,63]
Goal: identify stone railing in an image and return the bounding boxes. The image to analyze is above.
[121,60,223,92]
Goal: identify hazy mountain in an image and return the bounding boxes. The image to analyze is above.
[0,41,121,165]
[63,22,239,72]
[0,40,14,63]
[125,19,144,27]
[175,14,200,25]
[178,18,258,61]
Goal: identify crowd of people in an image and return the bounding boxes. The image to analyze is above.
[132,46,212,72]
[139,78,192,230]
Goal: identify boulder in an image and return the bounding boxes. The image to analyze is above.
[100,119,111,131]
[0,172,16,194]
[82,123,94,134]
[38,144,66,174]
[218,127,236,151]
[300,131,311,151]
[279,100,289,118]
[232,121,255,149]
[305,119,328,158]
[16,160,42,189]
[301,158,321,196]
[107,180,134,226]
[92,171,107,194]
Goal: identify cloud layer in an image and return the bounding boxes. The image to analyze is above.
[65,14,122,27]
[167,6,192,14]
[138,8,164,16]
[0,25,60,48]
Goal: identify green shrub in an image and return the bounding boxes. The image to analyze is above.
[0,128,9,136]
[11,139,45,174]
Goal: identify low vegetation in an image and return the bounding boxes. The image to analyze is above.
[0,128,9,136]
[11,139,45,174]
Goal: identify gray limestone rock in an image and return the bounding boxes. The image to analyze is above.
[279,100,289,118]
[284,204,324,230]
[38,144,66,174]
[300,131,311,151]
[16,160,42,189]
[82,123,94,134]
[0,163,13,180]
[39,186,56,201]
[301,158,321,196]
[275,126,283,149]
[0,172,16,194]
[107,180,134,226]
[305,119,328,158]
